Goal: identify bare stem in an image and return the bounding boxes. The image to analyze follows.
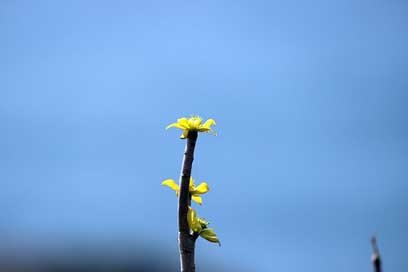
[178,131,198,272]
[371,236,382,272]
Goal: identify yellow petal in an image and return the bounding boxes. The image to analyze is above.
[189,176,195,189]
[187,207,195,228]
[177,118,190,129]
[197,118,216,134]
[197,127,210,132]
[191,195,203,205]
[188,116,202,129]
[180,129,189,139]
[166,117,191,130]
[200,228,216,236]
[187,207,202,232]
[161,179,179,195]
[200,228,221,245]
[191,182,209,195]
[202,119,216,129]
[197,119,216,132]
[203,235,220,245]
[166,122,184,130]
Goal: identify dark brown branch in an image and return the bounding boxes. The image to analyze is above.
[371,236,382,272]
[192,232,200,241]
[178,131,198,272]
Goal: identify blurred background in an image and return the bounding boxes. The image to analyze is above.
[1,0,407,271]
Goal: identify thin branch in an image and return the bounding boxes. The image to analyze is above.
[178,131,198,272]
[371,236,382,272]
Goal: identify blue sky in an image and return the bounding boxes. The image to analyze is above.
[1,0,407,271]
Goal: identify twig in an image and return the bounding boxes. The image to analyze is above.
[178,131,198,272]
[371,236,382,272]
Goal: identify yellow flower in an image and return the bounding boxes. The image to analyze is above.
[161,177,209,205]
[187,207,221,246]
[166,116,216,139]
